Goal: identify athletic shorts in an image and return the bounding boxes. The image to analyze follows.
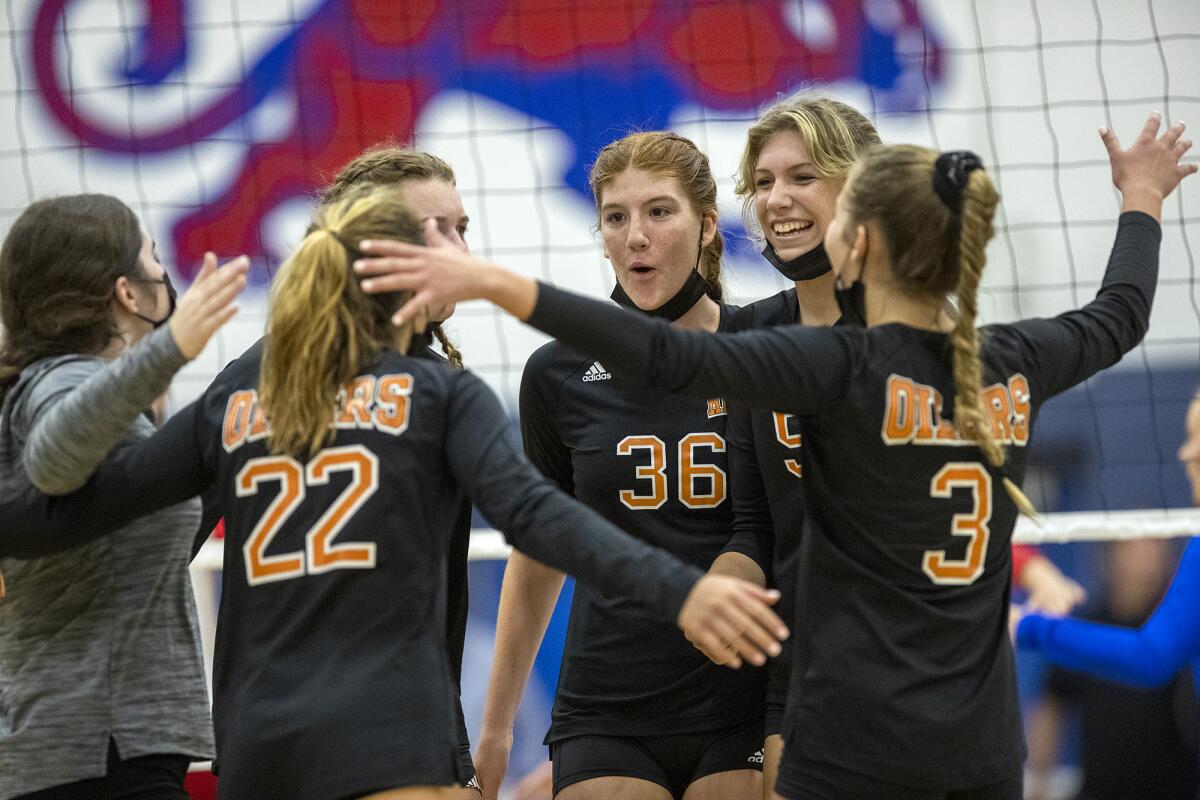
[550,717,763,799]
[774,754,1022,800]
[15,739,189,800]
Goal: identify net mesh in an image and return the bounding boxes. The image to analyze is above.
[1,0,1197,522]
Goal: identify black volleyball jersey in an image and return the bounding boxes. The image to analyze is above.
[722,290,806,712]
[524,212,1160,788]
[1,346,704,800]
[196,337,474,687]
[521,304,765,739]
[723,290,803,589]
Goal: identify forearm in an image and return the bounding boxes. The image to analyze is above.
[0,403,209,559]
[479,552,566,736]
[1121,186,1166,222]
[24,326,187,494]
[709,551,765,586]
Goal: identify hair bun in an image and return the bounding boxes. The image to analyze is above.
[932,150,984,212]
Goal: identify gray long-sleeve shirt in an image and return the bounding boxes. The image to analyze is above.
[0,326,213,798]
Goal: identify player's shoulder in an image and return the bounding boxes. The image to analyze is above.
[524,338,593,385]
[727,289,796,332]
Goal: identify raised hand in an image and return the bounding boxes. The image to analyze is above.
[676,575,788,669]
[168,252,249,359]
[356,220,540,326]
[1101,112,1196,219]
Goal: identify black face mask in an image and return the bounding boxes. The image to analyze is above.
[132,271,178,329]
[833,276,867,328]
[761,241,831,282]
[610,224,711,322]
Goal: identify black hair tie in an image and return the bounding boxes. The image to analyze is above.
[932,151,984,213]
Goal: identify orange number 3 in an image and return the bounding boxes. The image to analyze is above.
[922,462,992,586]
[238,444,379,586]
[616,436,668,509]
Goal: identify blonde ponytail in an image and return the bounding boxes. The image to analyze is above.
[260,186,421,457]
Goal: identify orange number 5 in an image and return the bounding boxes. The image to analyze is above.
[922,462,992,586]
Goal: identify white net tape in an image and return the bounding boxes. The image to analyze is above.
[190,511,1200,572]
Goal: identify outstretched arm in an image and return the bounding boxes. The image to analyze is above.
[0,400,212,558]
[1017,537,1200,689]
[1007,114,1193,400]
[356,234,850,416]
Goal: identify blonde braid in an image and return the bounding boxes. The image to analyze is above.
[951,170,1037,517]
[431,322,463,368]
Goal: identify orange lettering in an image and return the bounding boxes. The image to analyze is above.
[375,374,413,435]
[336,377,376,429]
[883,375,916,444]
[223,391,257,453]
[1009,374,1030,446]
[981,384,1013,443]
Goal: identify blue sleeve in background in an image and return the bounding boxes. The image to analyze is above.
[1018,537,1200,689]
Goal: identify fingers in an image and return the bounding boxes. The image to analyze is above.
[1161,119,1186,148]
[737,590,790,641]
[394,293,433,327]
[720,599,785,660]
[195,251,217,281]
[359,268,421,295]
[358,239,425,258]
[1099,125,1122,158]
[421,216,450,247]
[1138,110,1163,142]
[192,262,248,318]
[693,629,743,669]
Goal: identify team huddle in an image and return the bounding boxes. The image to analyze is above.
[0,93,1193,800]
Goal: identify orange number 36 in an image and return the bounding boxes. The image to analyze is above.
[922,462,992,586]
[237,444,379,586]
[616,433,726,510]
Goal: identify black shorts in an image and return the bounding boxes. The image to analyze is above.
[775,755,1022,800]
[550,718,763,799]
[15,739,190,800]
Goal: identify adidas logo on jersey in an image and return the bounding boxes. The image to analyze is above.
[748,749,764,764]
[464,776,481,790]
[582,361,612,382]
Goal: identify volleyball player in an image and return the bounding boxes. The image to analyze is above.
[353,111,1193,798]
[0,185,787,800]
[1016,387,1200,689]
[714,95,880,798]
[712,93,1086,797]
[473,132,765,800]
[321,145,479,795]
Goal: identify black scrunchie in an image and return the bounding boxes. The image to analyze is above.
[932,150,984,213]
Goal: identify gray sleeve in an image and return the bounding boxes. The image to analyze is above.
[21,326,188,495]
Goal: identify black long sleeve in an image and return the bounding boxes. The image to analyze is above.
[720,405,773,574]
[442,369,702,621]
[1002,211,1160,400]
[527,283,851,416]
[0,401,210,558]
